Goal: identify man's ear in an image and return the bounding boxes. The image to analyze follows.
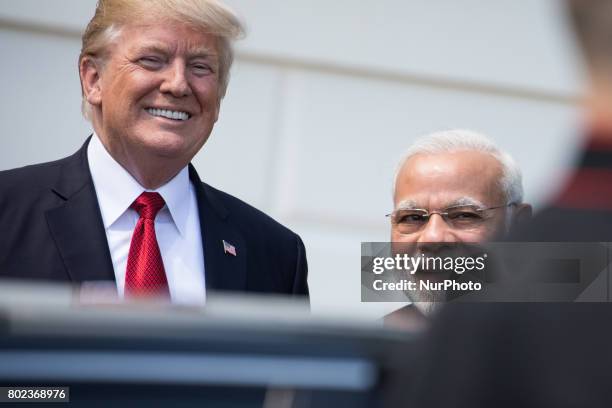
[79,56,103,106]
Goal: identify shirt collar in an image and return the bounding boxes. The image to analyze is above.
[87,133,191,235]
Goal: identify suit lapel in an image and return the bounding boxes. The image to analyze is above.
[189,165,247,293]
[45,138,115,282]
[43,144,247,289]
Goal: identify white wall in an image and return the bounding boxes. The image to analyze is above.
[0,1,585,318]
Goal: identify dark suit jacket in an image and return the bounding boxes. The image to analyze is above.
[386,303,612,408]
[0,138,308,297]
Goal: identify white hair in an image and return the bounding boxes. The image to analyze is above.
[393,129,524,205]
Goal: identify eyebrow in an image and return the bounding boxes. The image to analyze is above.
[395,197,486,211]
[395,200,418,211]
[447,197,486,209]
[186,46,219,60]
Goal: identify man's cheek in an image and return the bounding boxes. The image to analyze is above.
[391,230,404,242]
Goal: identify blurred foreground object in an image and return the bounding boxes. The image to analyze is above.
[0,281,410,407]
[387,303,612,408]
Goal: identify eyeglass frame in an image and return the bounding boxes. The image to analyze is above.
[386,202,517,232]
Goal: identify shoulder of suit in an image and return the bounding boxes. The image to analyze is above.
[200,182,302,241]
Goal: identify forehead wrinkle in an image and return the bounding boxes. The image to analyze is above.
[129,41,217,59]
[130,41,172,54]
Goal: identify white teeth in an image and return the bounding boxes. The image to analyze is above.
[146,108,189,121]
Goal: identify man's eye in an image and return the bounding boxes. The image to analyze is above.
[138,57,163,68]
[192,64,213,75]
[399,214,426,223]
[449,211,481,220]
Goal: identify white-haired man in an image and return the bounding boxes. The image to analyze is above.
[385,129,531,326]
[0,0,308,303]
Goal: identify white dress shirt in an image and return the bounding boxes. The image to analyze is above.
[87,134,206,305]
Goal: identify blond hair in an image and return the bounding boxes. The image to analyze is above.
[79,0,245,119]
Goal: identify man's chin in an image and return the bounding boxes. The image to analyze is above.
[405,277,448,317]
[134,131,198,160]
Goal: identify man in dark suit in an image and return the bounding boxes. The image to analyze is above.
[386,1,612,406]
[0,0,308,304]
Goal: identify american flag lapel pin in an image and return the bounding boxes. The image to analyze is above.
[222,240,237,256]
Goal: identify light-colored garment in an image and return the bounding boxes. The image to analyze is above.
[87,133,206,305]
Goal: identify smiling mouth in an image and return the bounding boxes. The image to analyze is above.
[145,108,191,121]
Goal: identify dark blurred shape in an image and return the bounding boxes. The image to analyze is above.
[386,303,612,408]
[0,282,411,408]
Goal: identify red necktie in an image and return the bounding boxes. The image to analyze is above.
[125,192,170,298]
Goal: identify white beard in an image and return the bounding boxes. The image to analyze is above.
[403,273,447,317]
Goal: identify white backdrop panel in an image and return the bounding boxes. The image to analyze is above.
[226,0,583,95]
[0,1,584,94]
[0,0,95,31]
[276,70,580,228]
[193,61,284,210]
[0,29,91,170]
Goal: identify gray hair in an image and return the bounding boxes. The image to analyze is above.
[79,0,245,120]
[393,129,524,205]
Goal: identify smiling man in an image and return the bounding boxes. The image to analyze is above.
[384,129,531,325]
[0,0,308,304]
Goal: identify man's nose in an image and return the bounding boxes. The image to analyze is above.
[160,60,192,97]
[416,214,457,245]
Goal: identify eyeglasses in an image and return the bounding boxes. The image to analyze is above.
[386,203,515,233]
